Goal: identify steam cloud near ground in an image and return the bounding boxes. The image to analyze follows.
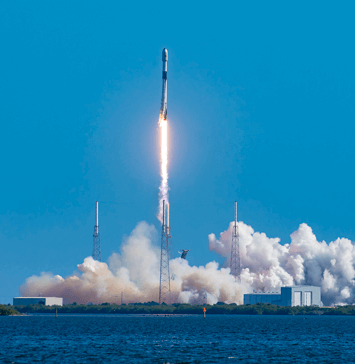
[20,221,355,306]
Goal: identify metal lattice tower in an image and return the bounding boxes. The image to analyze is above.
[159,201,172,304]
[230,201,241,282]
[92,201,101,261]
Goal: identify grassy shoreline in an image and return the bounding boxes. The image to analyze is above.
[9,302,355,316]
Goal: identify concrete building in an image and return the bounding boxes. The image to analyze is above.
[244,286,322,307]
[13,297,63,306]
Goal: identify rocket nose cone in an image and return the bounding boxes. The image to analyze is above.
[162,48,168,61]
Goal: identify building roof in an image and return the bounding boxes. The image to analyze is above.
[13,297,62,299]
[284,285,321,288]
[246,292,281,295]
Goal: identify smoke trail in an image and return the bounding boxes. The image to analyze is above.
[19,220,355,306]
[157,117,169,222]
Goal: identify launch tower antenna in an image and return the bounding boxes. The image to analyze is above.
[92,201,101,261]
[159,200,172,303]
[230,201,241,281]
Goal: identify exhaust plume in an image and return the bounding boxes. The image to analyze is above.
[20,221,355,306]
[157,117,169,222]
[209,221,355,306]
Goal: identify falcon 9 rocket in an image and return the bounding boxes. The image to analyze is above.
[160,48,168,120]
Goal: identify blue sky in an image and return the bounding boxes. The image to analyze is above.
[1,1,354,303]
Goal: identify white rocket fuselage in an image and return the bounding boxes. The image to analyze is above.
[160,48,168,120]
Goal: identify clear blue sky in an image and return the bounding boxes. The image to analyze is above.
[1,1,354,303]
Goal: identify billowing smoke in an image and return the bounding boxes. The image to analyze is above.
[209,221,355,306]
[20,220,355,306]
[19,221,242,305]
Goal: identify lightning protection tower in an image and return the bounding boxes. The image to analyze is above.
[92,201,101,261]
[230,201,241,282]
[159,200,172,304]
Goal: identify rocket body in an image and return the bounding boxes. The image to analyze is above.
[160,48,168,120]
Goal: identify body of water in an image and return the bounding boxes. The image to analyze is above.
[0,314,353,363]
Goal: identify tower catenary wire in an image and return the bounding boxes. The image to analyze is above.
[159,200,172,304]
[92,201,101,261]
[230,201,241,281]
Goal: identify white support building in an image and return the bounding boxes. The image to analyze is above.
[13,297,63,306]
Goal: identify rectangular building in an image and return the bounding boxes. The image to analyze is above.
[13,297,63,306]
[244,293,281,305]
[244,285,322,307]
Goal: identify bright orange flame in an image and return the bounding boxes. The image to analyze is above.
[158,116,169,222]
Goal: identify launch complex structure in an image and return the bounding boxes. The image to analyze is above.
[92,201,101,261]
[230,201,241,282]
[157,200,241,304]
[159,200,172,304]
[90,198,239,304]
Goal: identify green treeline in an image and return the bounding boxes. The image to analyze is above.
[0,304,20,316]
[10,302,355,315]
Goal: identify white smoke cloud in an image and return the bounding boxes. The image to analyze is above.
[19,221,242,304]
[209,221,355,305]
[20,220,355,306]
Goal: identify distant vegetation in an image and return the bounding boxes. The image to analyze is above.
[11,302,355,315]
[0,304,20,316]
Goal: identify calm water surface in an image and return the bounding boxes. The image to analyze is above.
[0,314,354,363]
